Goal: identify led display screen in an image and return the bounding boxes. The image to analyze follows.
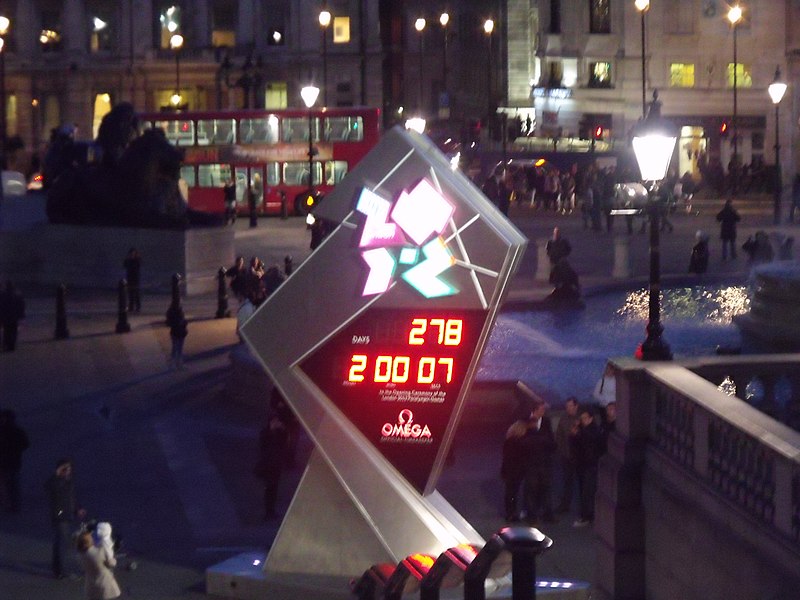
[300,307,487,492]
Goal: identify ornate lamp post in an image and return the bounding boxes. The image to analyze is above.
[727,4,743,195]
[319,6,331,106]
[301,85,320,201]
[0,15,10,165]
[484,18,495,119]
[768,67,787,225]
[634,0,649,118]
[631,91,677,361]
[414,17,426,112]
[439,12,449,109]
[169,33,184,109]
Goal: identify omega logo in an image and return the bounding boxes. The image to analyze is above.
[381,409,432,440]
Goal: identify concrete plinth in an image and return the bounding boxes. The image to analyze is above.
[0,223,234,295]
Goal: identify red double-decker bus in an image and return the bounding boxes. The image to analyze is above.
[137,106,381,216]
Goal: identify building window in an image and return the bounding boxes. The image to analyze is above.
[333,16,350,44]
[545,61,563,88]
[6,94,16,137]
[669,63,695,87]
[727,63,752,88]
[92,93,112,138]
[39,3,63,52]
[588,62,612,88]
[589,0,610,34]
[211,0,236,48]
[88,0,115,53]
[549,0,561,34]
[157,3,182,49]
[265,82,287,109]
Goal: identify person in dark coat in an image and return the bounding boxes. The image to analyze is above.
[716,199,741,260]
[522,400,557,524]
[545,227,572,271]
[688,230,710,274]
[547,257,581,303]
[226,256,246,300]
[1,281,25,352]
[254,414,289,519]
[500,419,530,521]
[123,248,142,313]
[45,459,86,579]
[0,409,30,513]
[571,406,605,527]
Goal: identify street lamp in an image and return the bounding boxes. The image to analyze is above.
[727,4,743,195]
[631,90,677,361]
[301,85,320,201]
[484,18,495,119]
[0,15,10,165]
[440,12,449,110]
[414,17,426,112]
[169,33,184,108]
[768,66,787,225]
[319,7,331,106]
[634,0,649,118]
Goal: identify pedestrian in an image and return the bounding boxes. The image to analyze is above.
[688,230,710,274]
[500,419,529,522]
[592,363,616,407]
[1,281,25,351]
[76,530,121,599]
[716,199,741,260]
[165,303,188,369]
[547,257,581,304]
[555,397,579,515]
[545,227,572,273]
[522,399,557,525]
[226,256,246,300]
[254,413,289,519]
[779,236,794,261]
[0,409,30,513]
[223,177,237,225]
[45,458,86,579]
[571,405,605,527]
[123,248,141,313]
[742,230,773,264]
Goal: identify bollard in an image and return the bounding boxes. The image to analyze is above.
[419,544,481,600]
[54,283,70,340]
[115,279,131,333]
[215,267,230,318]
[167,273,183,324]
[612,235,632,279]
[249,194,258,228]
[464,526,552,600]
[280,190,288,220]
[284,255,293,276]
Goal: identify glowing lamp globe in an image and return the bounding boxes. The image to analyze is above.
[301,85,320,109]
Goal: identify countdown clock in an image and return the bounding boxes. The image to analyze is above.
[301,309,486,492]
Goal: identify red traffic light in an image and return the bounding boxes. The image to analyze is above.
[593,126,604,140]
[720,122,729,136]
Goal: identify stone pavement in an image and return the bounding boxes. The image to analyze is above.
[0,195,790,599]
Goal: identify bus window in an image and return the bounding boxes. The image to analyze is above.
[180,165,196,187]
[240,117,279,144]
[197,119,236,145]
[325,116,363,142]
[156,119,195,146]
[325,160,348,185]
[282,117,318,143]
[266,162,280,186]
[198,163,232,188]
[284,161,321,186]
[234,167,248,205]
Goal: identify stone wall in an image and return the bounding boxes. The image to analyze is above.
[0,223,234,295]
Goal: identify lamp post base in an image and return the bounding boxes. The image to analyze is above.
[637,324,672,361]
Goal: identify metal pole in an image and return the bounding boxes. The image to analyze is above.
[732,23,738,195]
[774,102,781,224]
[641,10,647,118]
[308,108,314,196]
[175,51,181,101]
[322,28,328,106]
[487,34,493,117]
[418,33,424,111]
[0,45,6,164]
[442,29,448,103]
[639,194,672,361]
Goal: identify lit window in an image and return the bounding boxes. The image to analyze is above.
[669,63,695,88]
[158,4,182,49]
[333,17,350,43]
[88,0,114,52]
[39,6,62,51]
[727,63,752,89]
[211,0,235,47]
[588,62,612,88]
[92,93,112,138]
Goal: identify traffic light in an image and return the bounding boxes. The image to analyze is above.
[593,125,604,140]
[720,121,729,137]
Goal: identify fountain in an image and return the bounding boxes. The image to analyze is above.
[734,261,800,352]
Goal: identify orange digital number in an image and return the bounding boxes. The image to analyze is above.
[349,355,367,382]
[408,318,427,345]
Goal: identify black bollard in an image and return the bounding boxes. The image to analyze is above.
[54,283,70,340]
[280,190,288,220]
[284,255,293,276]
[166,273,183,324]
[249,193,258,228]
[115,279,131,333]
[215,267,230,318]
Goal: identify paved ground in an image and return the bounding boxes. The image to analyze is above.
[0,194,791,598]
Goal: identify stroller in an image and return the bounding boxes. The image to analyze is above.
[75,519,138,571]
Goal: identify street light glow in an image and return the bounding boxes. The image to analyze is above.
[440,13,450,27]
[319,10,331,28]
[634,0,650,12]
[169,33,184,51]
[415,18,426,32]
[484,19,494,35]
[0,16,10,36]
[768,68,787,105]
[301,85,320,108]
[727,5,743,25]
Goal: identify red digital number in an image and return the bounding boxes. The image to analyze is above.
[407,318,463,346]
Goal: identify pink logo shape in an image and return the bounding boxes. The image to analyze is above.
[391,180,454,246]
